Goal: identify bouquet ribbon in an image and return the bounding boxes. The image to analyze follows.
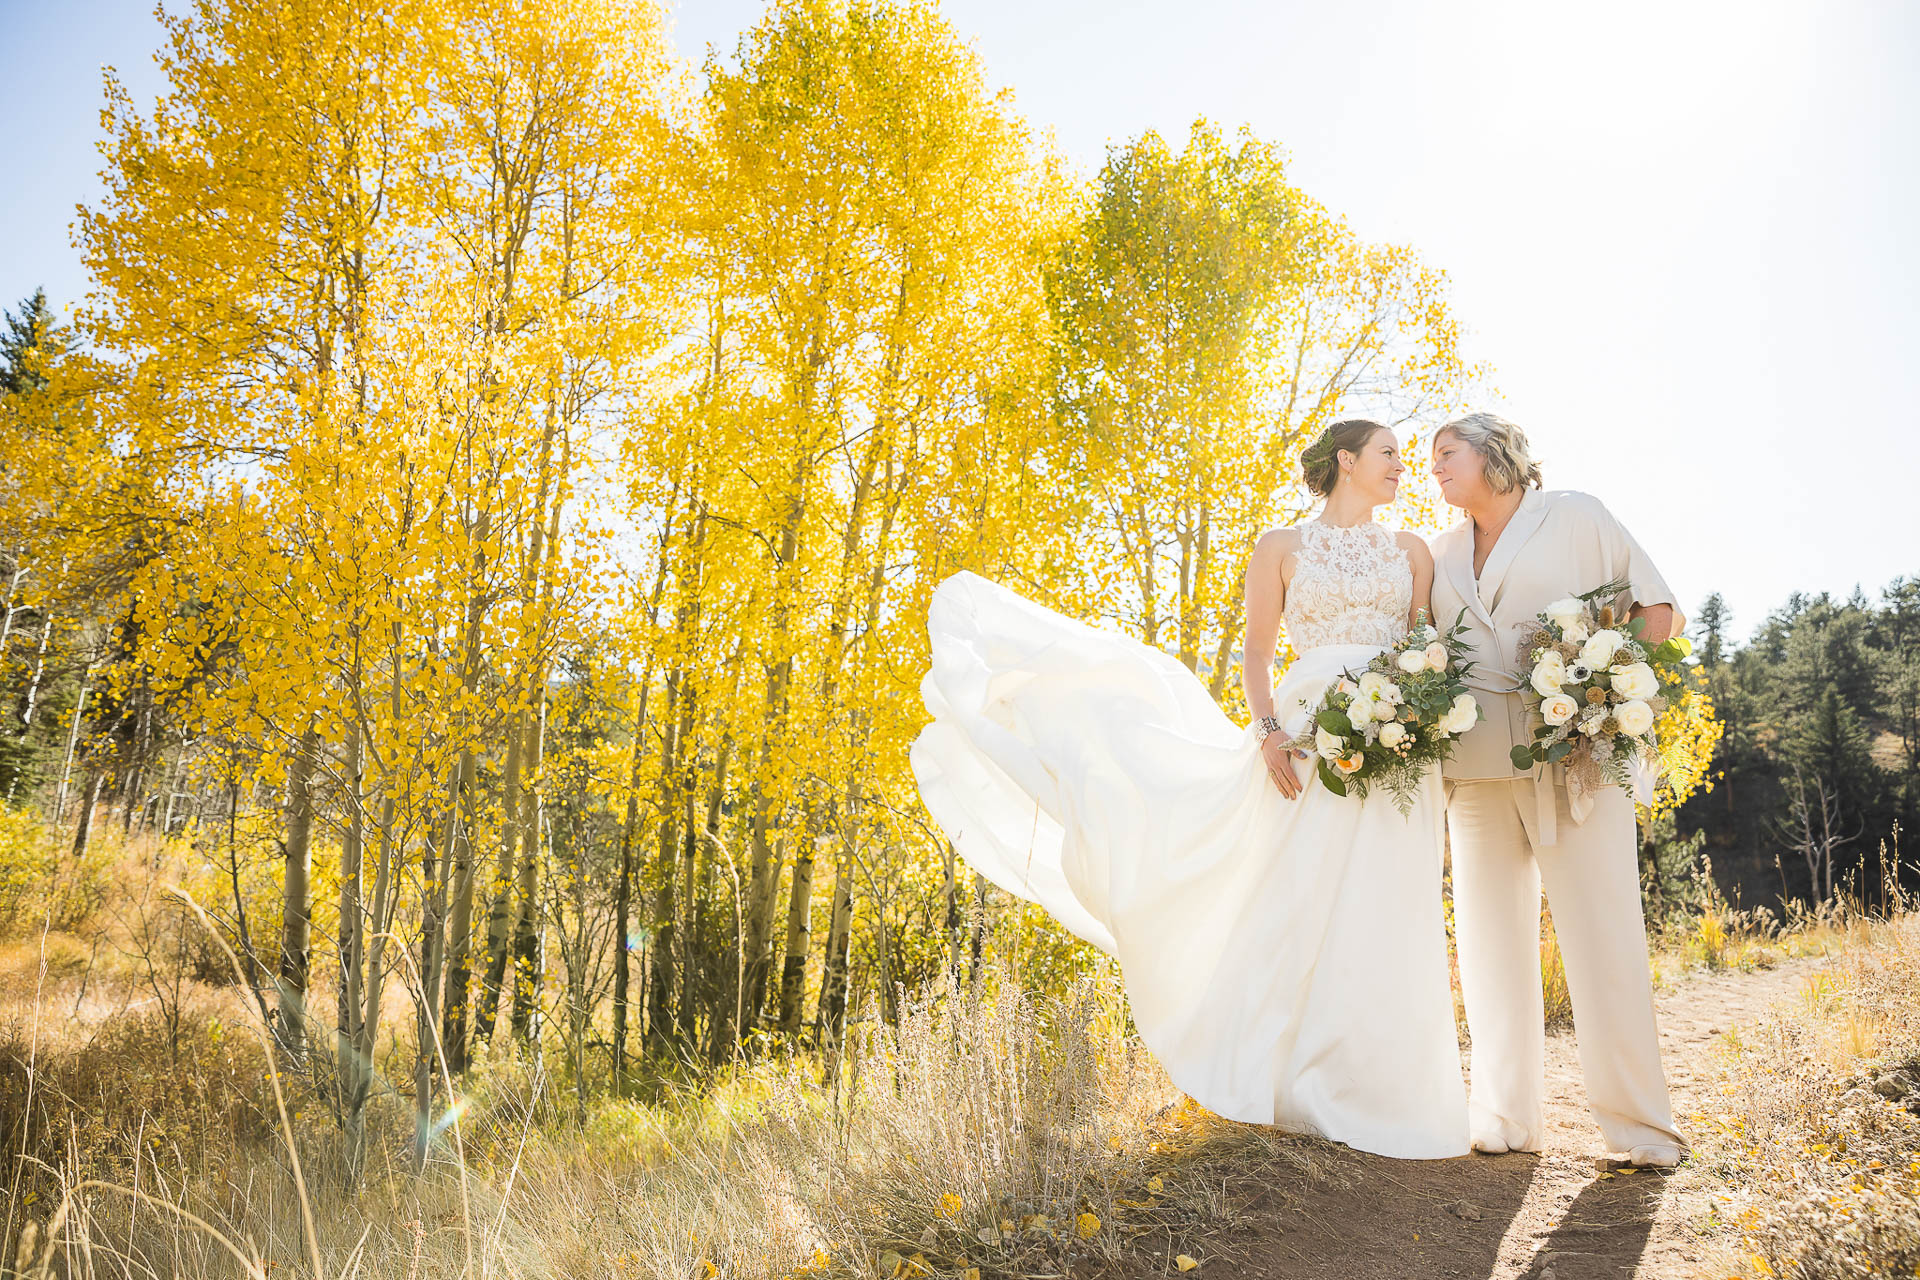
[1523,733,1659,847]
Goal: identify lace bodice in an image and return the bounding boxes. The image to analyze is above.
[1283,521,1413,651]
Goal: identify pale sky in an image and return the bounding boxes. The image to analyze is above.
[5,0,1916,641]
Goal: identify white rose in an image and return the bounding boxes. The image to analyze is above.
[1612,661,1659,700]
[1379,721,1408,748]
[1614,699,1655,736]
[1372,698,1398,722]
[1396,648,1428,675]
[1563,622,1590,645]
[1540,692,1579,726]
[1418,624,1440,643]
[1423,641,1450,670]
[1579,629,1626,669]
[1543,597,1586,632]
[1439,693,1480,735]
[1315,726,1346,760]
[1579,710,1607,736]
[1383,681,1403,704]
[1530,653,1568,697]
[1358,671,1391,701]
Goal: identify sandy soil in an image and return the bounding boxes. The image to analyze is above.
[1099,952,1832,1280]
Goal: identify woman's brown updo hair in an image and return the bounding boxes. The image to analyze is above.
[1299,418,1388,497]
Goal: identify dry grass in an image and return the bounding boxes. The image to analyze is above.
[1679,910,1920,1279]
[0,852,1340,1280]
[15,816,1919,1279]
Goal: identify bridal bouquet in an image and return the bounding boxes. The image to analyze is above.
[1286,610,1483,814]
[1508,578,1694,805]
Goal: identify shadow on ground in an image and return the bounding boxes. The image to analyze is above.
[1094,1142,1674,1280]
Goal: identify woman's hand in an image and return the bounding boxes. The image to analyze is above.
[1261,734,1310,800]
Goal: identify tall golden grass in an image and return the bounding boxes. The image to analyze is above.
[3,827,1342,1278]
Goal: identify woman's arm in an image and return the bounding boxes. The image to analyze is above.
[1588,496,1683,644]
[1244,529,1308,800]
[1398,532,1435,630]
[1242,528,1295,719]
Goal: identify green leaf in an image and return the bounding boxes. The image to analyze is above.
[1546,741,1572,763]
[1316,708,1349,735]
[1510,745,1536,770]
[1317,759,1348,796]
[1626,615,1648,637]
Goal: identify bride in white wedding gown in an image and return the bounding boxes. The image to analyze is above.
[909,419,1470,1160]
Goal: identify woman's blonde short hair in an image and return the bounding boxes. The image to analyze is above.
[1435,412,1543,493]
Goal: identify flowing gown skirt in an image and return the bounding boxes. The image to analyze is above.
[909,570,1469,1159]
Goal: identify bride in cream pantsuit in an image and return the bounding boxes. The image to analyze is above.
[1427,412,1689,1168]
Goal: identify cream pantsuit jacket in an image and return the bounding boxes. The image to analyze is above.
[1429,487,1687,1154]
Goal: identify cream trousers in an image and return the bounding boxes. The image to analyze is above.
[1446,776,1685,1153]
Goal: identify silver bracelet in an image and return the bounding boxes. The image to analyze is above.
[1254,715,1283,743]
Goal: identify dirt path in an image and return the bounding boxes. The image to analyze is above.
[1125,952,1834,1280]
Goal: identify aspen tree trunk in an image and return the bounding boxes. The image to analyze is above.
[120,696,155,834]
[474,713,523,1045]
[780,434,879,1037]
[644,670,681,1052]
[614,473,678,1075]
[0,560,23,652]
[335,719,371,1181]
[442,746,479,1074]
[612,776,639,1081]
[1207,575,1247,700]
[968,872,988,988]
[70,770,103,860]
[943,839,962,983]
[508,397,567,1047]
[274,725,318,1059]
[509,693,547,1045]
[816,846,854,1055]
[53,667,91,820]
[775,821,815,1034]
[684,735,730,1046]
[740,409,812,1035]
[413,762,462,1170]
[441,507,491,1074]
[12,612,52,792]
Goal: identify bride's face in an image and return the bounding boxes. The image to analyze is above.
[1340,427,1404,505]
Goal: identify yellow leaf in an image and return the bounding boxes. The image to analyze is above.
[1075,1212,1100,1239]
[1176,1254,1200,1271]
[937,1192,963,1219]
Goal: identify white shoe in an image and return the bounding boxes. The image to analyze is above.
[1470,1135,1510,1154]
[1628,1144,1683,1168]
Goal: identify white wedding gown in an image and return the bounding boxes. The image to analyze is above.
[909,521,1469,1159]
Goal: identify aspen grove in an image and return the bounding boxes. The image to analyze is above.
[0,0,1489,1180]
